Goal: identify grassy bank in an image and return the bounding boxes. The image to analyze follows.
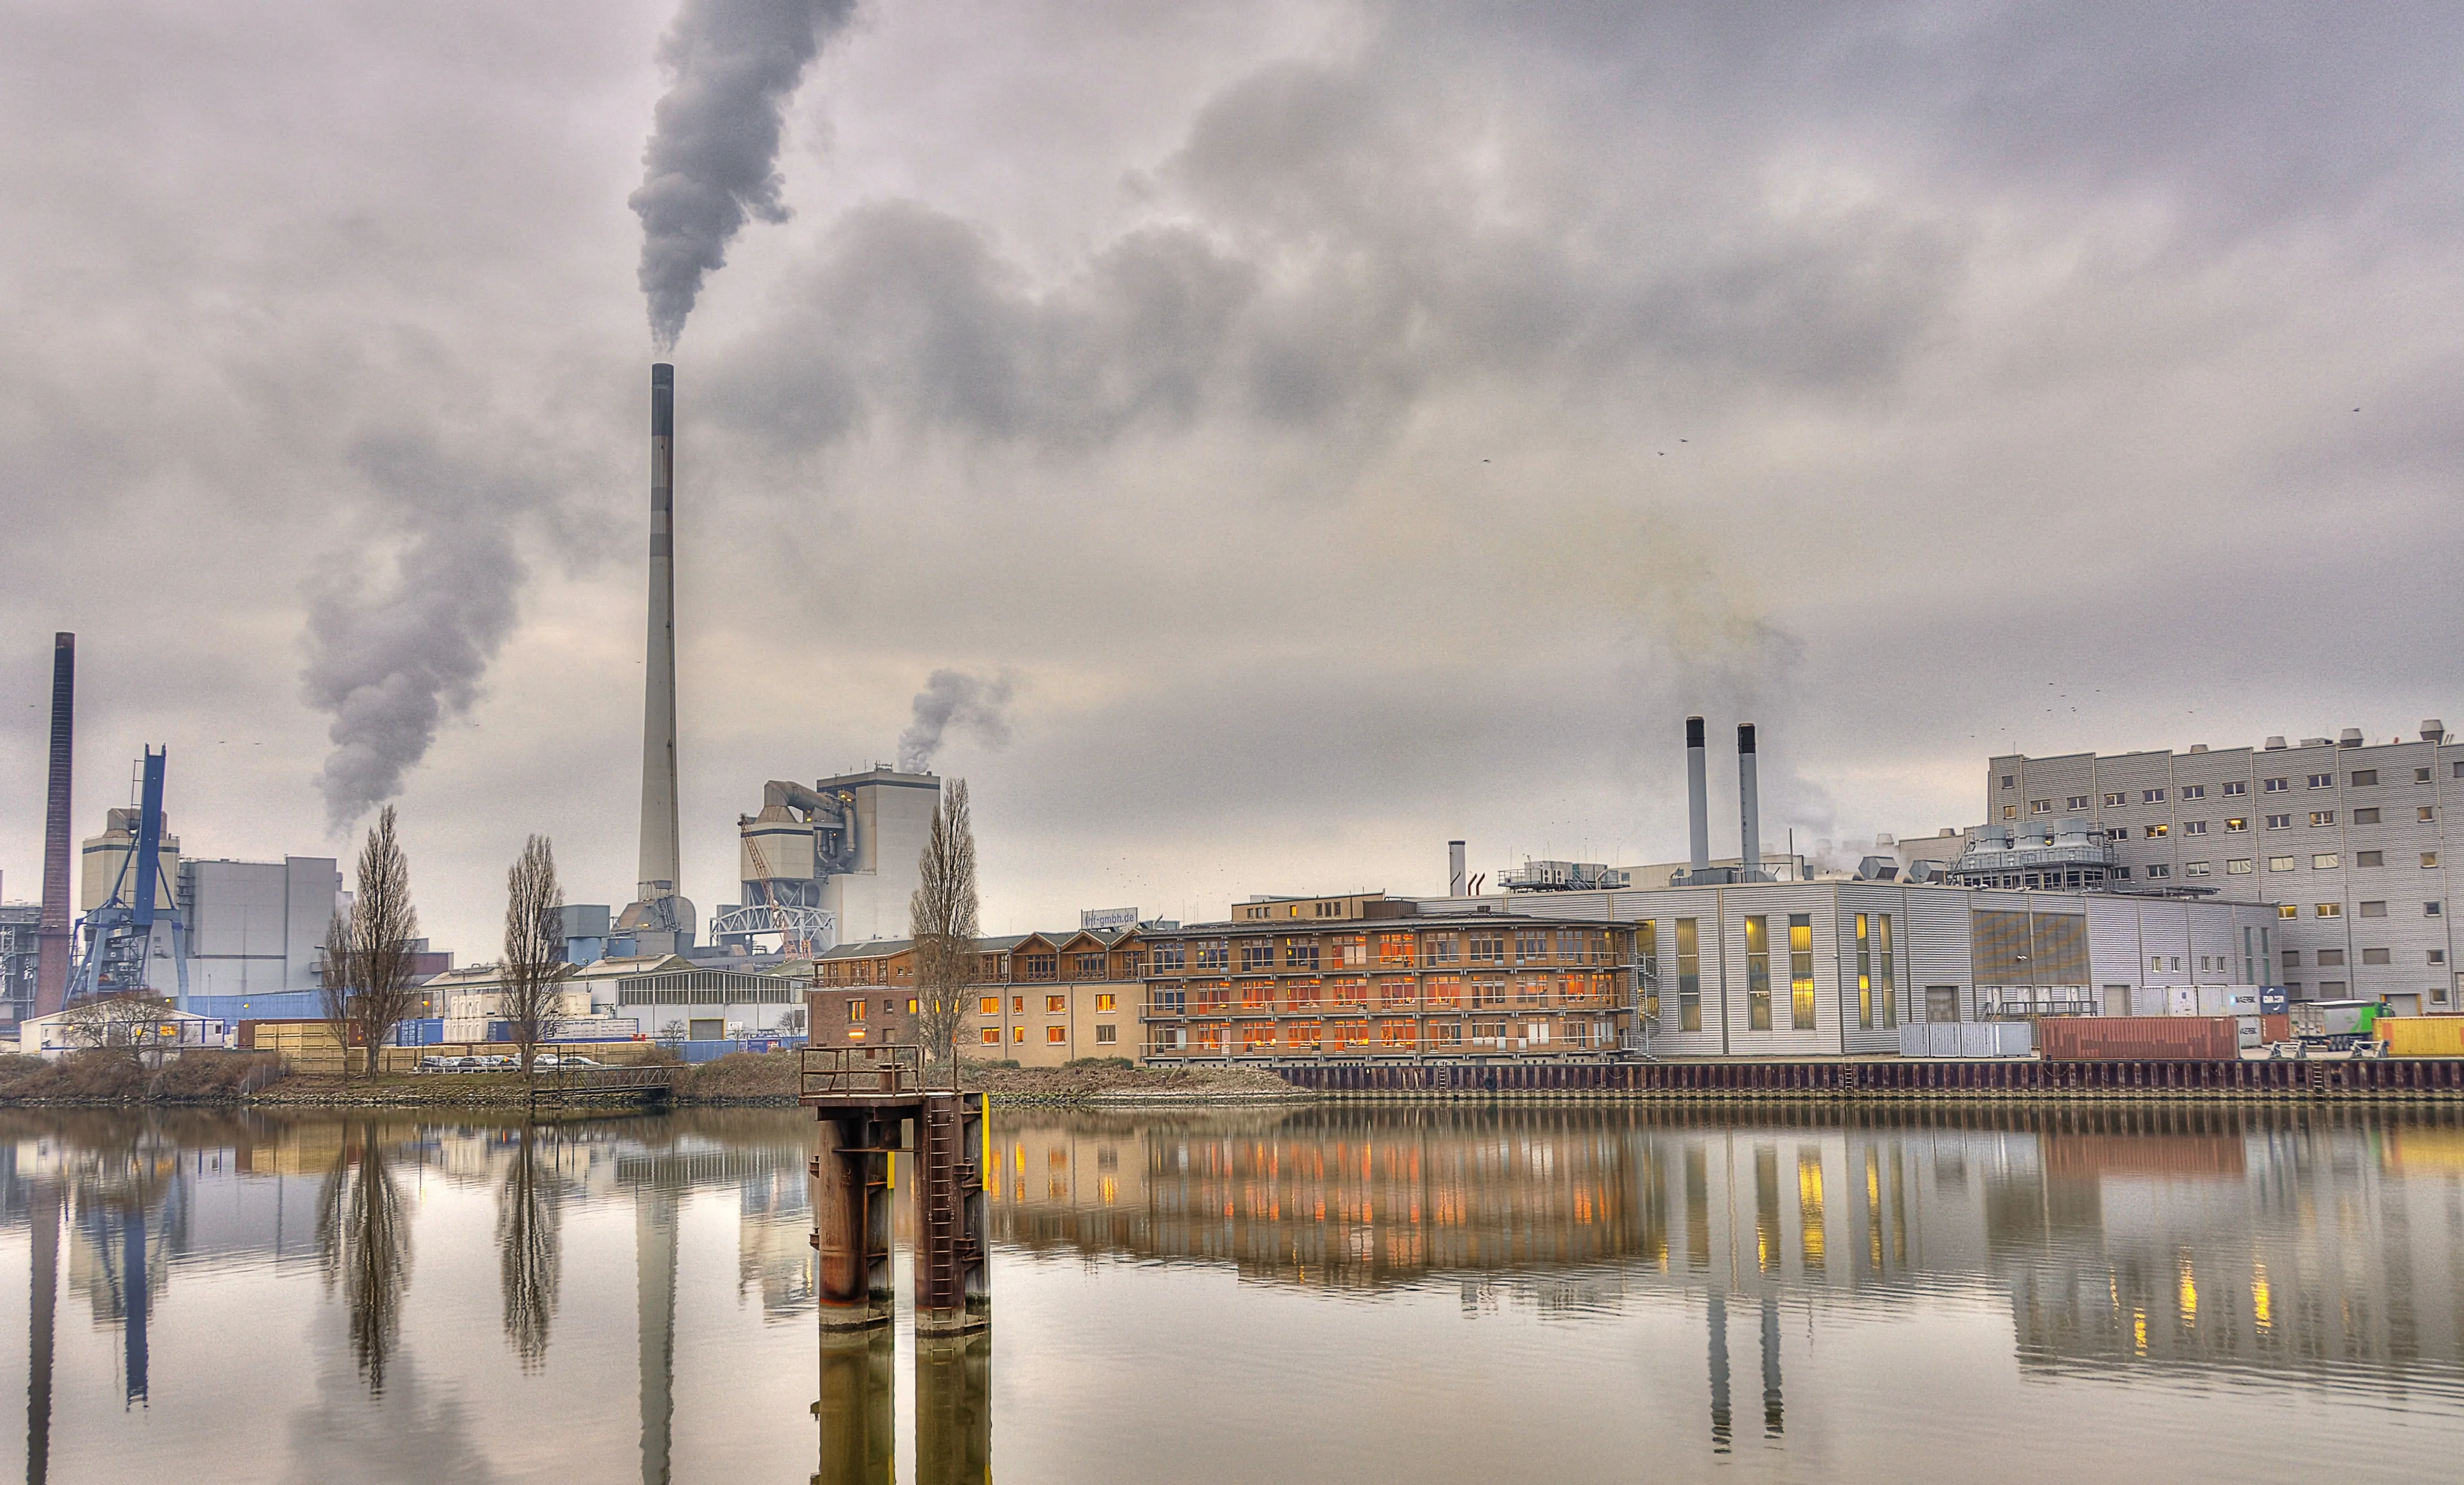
[0,1049,1312,1109]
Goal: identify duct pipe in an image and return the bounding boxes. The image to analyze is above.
[1685,716,1711,873]
[1737,724,1761,872]
[1449,841,1467,898]
[637,364,681,905]
[35,633,73,1018]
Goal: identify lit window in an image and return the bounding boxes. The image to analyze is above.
[2104,792,2127,808]
[2426,852,2442,869]
[1046,995,1066,1013]
[2225,817,2248,833]
[980,996,1000,1014]
[908,999,919,1014]
[2313,853,2340,870]
[2145,824,2168,839]
[2226,859,2253,874]
[1046,1025,1067,1043]
[2268,856,2296,871]
[1094,993,1116,1012]
[2002,805,2018,820]
[1012,1026,1025,1042]
[2422,806,2438,822]
[2316,903,2342,919]
[2310,811,2336,827]
[980,1028,1000,1045]
[847,1000,867,1021]
[2278,905,2298,920]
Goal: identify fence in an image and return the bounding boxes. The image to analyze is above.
[1266,1056,2464,1099]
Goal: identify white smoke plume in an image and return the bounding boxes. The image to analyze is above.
[630,0,859,351]
[897,670,1013,774]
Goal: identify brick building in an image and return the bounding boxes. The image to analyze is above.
[801,927,1144,1065]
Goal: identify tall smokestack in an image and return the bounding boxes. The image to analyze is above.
[1685,716,1711,873]
[637,364,681,905]
[1449,841,1467,898]
[1737,723,1761,873]
[35,633,73,1016]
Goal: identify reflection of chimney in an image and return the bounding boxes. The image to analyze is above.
[1707,1290,1731,1453]
[36,633,73,1018]
[1760,1292,1783,1437]
[1686,717,1710,873]
[1448,841,1467,897]
[1737,724,1761,873]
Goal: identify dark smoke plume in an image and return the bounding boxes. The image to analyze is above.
[631,0,859,351]
[897,670,1012,774]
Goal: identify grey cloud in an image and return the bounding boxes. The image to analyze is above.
[632,0,861,350]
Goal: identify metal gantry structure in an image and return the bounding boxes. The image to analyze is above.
[68,747,189,1005]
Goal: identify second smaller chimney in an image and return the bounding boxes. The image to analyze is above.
[1449,841,1467,898]
[1686,716,1711,873]
[1737,723,1761,872]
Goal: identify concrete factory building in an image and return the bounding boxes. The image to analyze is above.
[1988,721,2460,1012]
[179,856,343,998]
[728,767,941,950]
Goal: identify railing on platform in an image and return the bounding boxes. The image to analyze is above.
[800,1043,933,1099]
[527,1064,679,1104]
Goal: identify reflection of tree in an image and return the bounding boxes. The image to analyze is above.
[497,1123,561,1370]
[317,1118,413,1394]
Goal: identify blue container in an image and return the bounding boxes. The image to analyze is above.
[2260,987,2290,1016]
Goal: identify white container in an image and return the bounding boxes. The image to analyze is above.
[2166,986,2199,1017]
[1899,1024,1929,1057]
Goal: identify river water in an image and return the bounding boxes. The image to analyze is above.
[3,1102,2461,1483]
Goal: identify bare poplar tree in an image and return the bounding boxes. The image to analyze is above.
[501,835,567,1077]
[908,779,979,1073]
[319,806,424,1080]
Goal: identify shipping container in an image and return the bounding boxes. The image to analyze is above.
[2376,1017,2464,1058]
[2039,1015,2240,1061]
[2261,1013,2293,1043]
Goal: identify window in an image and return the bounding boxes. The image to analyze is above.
[2363,948,2393,966]
[2434,950,2450,966]
[2358,850,2384,866]
[1876,915,1897,1028]
[2114,866,2132,880]
[2143,788,2167,804]
[2030,799,2052,815]
[1637,922,1660,1024]
[1788,914,1816,1030]
[1421,935,1460,966]
[1046,995,1067,1013]
[2225,817,2249,833]
[2149,956,2167,974]
[2310,811,2336,827]
[2456,762,2464,779]
[2426,852,2442,869]
[1240,941,1274,970]
[1854,913,1874,1030]
[1022,953,1058,980]
[2146,864,2172,880]
[2145,824,2168,839]
[2353,808,2382,824]
[2278,905,2298,920]
[1041,1025,1065,1044]
[2002,805,2018,820]
[2066,795,2091,810]
[2222,780,2249,797]
[908,999,920,1014]
[1745,917,1772,1031]
[2316,949,2346,967]
[1468,932,1506,964]
[2320,981,2348,995]
[2266,814,2292,830]
[1095,993,1117,1012]
[2264,778,2289,793]
[2107,828,2130,842]
[2422,806,2439,822]
[847,1000,867,1021]
[2000,774,2016,789]
[1282,940,1319,970]
[1093,1023,1117,1043]
[2419,767,2435,783]
[2350,769,2377,787]
[2182,820,2207,835]
[1013,996,1025,1012]
[2307,773,2334,789]
[2281,951,2301,967]
[2430,901,2445,917]
[1676,919,1701,1032]
[2181,784,2207,801]
[980,996,1000,1014]
[2104,792,2127,808]
[2316,903,2343,918]
[980,1028,1001,1045]
[1075,953,1105,978]
[1514,930,1548,962]
[2186,861,2211,877]
[2227,859,2253,874]
[2360,901,2388,918]
[2268,856,2296,871]
[1012,1025,1025,1042]
[2315,853,2341,870]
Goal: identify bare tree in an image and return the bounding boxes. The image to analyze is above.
[908,779,979,1074]
[501,835,567,1077]
[56,993,182,1068]
[319,805,425,1081]
[317,1118,412,1395]
[497,1123,561,1371]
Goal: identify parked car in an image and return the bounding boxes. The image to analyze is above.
[535,1053,605,1070]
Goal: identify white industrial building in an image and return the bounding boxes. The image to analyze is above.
[178,857,342,996]
[1988,722,2457,1011]
[723,766,940,952]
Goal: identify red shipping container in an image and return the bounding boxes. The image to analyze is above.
[2039,1015,2240,1061]
[2261,1014,2292,1044]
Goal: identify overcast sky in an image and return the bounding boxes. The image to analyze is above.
[4,1,2460,953]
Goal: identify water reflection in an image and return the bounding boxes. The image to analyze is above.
[495,1125,559,1371]
[315,1119,412,1394]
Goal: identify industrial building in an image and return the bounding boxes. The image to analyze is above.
[800,928,1144,1065]
[1987,722,2459,1011]
[0,899,38,1029]
[177,856,342,998]
[722,767,942,953]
